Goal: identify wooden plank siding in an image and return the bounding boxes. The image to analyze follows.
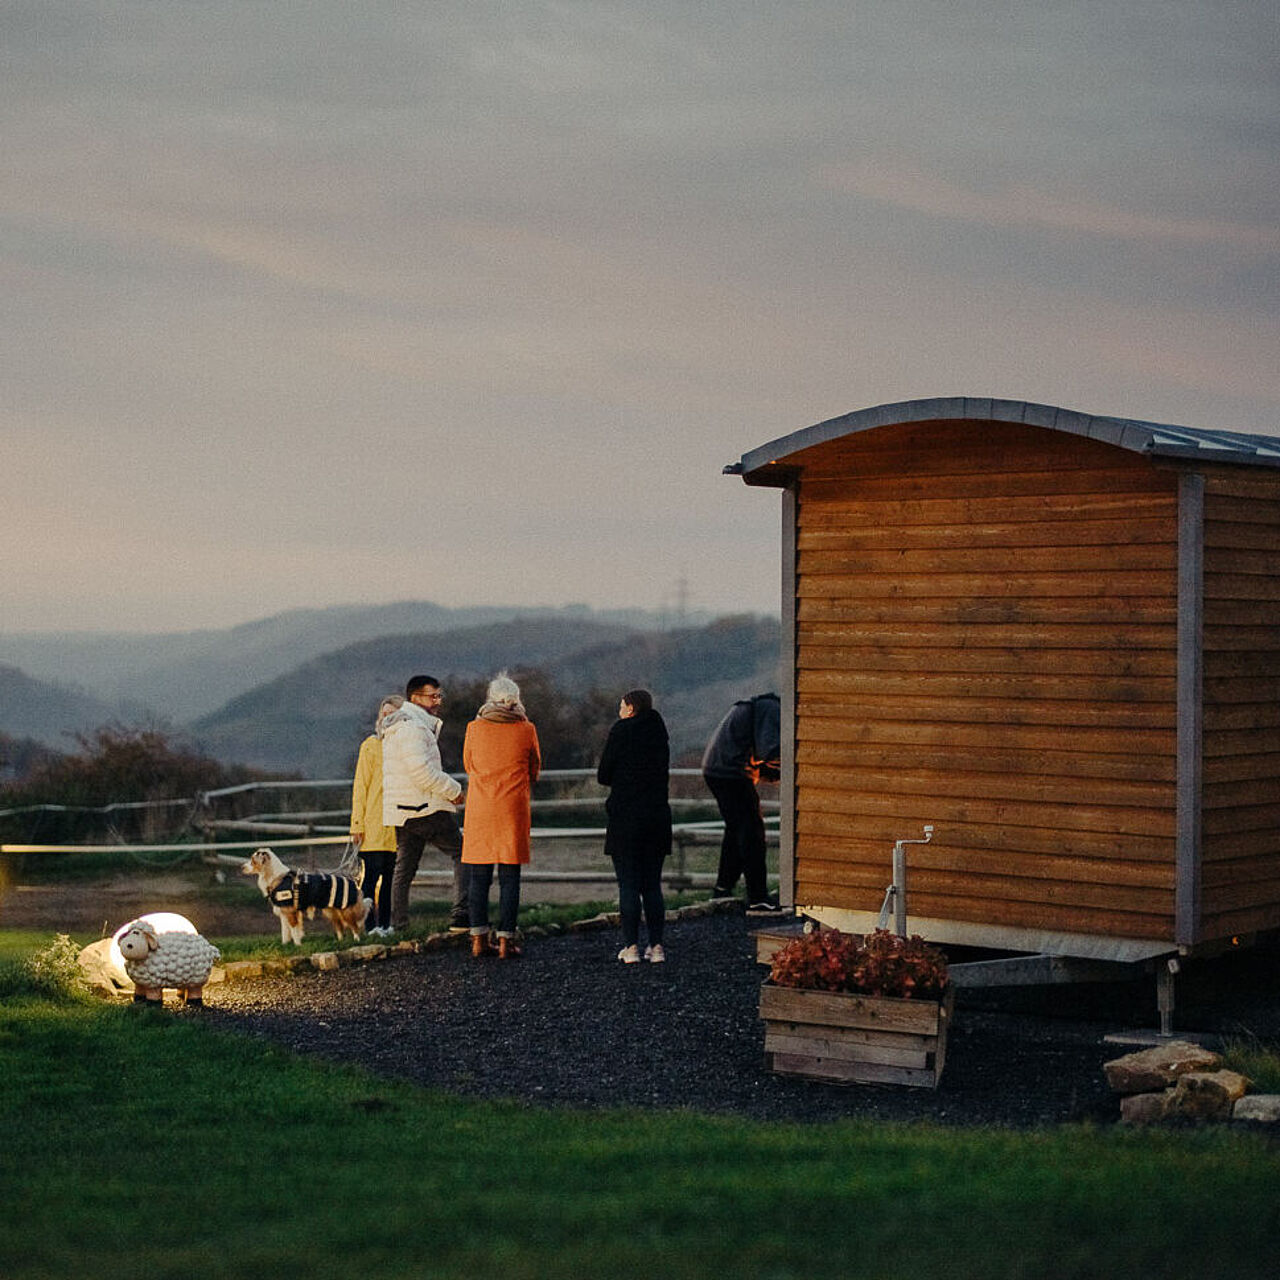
[788,420,1181,942]
[1197,469,1280,938]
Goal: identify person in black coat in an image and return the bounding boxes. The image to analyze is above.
[701,692,781,912]
[597,689,672,964]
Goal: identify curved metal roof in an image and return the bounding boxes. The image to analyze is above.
[729,396,1280,483]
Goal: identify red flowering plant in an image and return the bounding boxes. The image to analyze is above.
[769,928,950,1001]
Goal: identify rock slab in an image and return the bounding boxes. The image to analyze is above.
[1167,1070,1250,1121]
[1102,1040,1222,1093]
[1233,1094,1280,1124]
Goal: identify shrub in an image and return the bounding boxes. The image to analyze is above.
[1221,1031,1280,1093]
[770,928,950,1000]
[0,725,269,846]
[19,934,88,1000]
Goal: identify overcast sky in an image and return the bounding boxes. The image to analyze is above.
[4,1,1277,634]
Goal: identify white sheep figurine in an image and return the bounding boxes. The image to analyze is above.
[116,917,221,1007]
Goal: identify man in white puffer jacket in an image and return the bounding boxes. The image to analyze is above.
[382,674,468,933]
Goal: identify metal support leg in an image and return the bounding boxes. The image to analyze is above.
[1157,958,1179,1038]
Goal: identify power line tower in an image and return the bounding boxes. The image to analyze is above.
[673,574,689,628]
[660,574,690,631]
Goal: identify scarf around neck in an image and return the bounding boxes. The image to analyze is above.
[478,701,527,723]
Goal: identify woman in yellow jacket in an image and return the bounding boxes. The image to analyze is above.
[349,694,403,937]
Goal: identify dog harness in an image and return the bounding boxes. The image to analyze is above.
[269,871,361,913]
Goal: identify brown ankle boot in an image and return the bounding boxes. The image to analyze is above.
[497,936,522,960]
[471,932,495,958]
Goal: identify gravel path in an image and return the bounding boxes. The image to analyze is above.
[208,912,1280,1128]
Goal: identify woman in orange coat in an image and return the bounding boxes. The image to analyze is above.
[461,673,541,959]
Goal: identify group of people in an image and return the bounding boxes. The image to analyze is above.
[347,672,782,964]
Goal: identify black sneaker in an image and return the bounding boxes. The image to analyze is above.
[708,886,734,899]
[747,899,785,916]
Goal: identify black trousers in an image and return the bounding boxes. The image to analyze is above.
[705,773,769,903]
[611,849,665,948]
[360,848,395,930]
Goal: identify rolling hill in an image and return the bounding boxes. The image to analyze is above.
[190,614,781,777]
[0,599,696,723]
[0,665,137,754]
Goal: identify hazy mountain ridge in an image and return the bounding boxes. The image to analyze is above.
[190,617,640,775]
[0,664,132,755]
[0,608,779,780]
[544,615,783,697]
[0,599,703,723]
[191,614,781,778]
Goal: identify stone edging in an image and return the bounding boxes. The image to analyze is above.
[212,897,749,985]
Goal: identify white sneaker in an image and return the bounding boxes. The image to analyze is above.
[617,945,642,964]
[644,944,665,964]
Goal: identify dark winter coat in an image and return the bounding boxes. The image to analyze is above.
[700,693,781,782]
[597,708,672,861]
[269,871,362,913]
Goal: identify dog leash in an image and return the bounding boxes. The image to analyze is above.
[337,839,362,881]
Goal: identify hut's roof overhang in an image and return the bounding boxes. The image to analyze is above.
[727,396,1280,486]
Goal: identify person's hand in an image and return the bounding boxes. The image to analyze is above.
[350,831,364,847]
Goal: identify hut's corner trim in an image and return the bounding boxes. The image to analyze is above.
[779,483,797,908]
[1176,472,1205,947]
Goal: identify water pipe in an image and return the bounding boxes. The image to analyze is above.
[889,825,934,937]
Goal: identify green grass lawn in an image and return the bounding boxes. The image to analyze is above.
[3,971,1279,1279]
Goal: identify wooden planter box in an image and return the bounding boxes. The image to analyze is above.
[760,981,954,1088]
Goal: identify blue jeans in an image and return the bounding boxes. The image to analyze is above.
[611,850,665,948]
[468,863,522,937]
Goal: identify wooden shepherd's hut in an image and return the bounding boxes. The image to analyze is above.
[729,397,1280,971]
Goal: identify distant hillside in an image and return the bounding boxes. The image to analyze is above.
[189,615,781,778]
[541,615,784,763]
[0,600,696,722]
[189,617,642,776]
[0,665,134,753]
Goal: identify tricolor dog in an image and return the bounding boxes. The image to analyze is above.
[241,847,370,945]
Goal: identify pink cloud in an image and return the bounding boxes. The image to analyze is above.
[818,161,1280,253]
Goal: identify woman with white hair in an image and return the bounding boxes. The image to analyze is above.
[349,694,404,937]
[460,673,541,959]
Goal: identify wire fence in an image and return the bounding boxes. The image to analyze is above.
[0,769,779,890]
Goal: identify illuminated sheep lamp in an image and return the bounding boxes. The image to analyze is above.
[112,912,220,1007]
[108,911,198,974]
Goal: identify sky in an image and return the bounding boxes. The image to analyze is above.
[4,1,1278,634]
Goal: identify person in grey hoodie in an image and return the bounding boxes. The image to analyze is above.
[701,692,782,913]
[382,674,468,933]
